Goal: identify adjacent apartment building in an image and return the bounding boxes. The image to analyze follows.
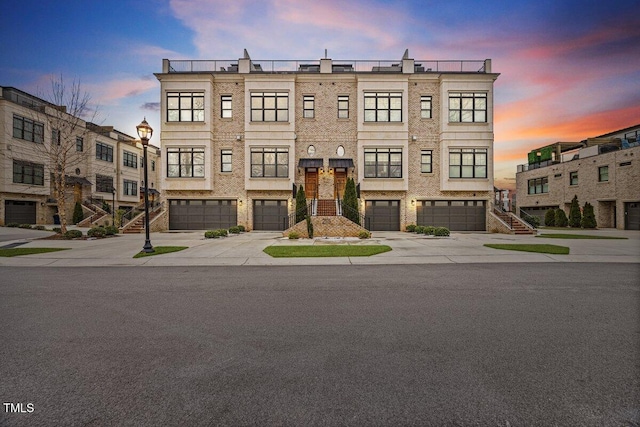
[515,124,640,230]
[0,86,160,226]
[155,50,499,231]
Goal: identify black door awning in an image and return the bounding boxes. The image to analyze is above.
[298,158,323,168]
[329,158,354,168]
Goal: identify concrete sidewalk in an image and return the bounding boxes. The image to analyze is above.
[1,226,639,267]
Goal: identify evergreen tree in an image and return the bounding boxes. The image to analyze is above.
[555,208,568,227]
[341,177,360,225]
[581,202,597,229]
[544,209,556,227]
[569,195,581,228]
[295,184,307,223]
[72,202,84,225]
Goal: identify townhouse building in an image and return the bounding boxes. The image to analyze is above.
[0,86,160,226]
[515,124,640,230]
[155,50,499,231]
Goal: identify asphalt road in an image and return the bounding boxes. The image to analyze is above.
[1,264,639,426]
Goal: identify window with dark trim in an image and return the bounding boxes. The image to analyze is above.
[13,161,44,186]
[421,150,432,173]
[123,150,138,168]
[250,92,288,122]
[303,95,314,118]
[221,95,232,118]
[167,92,204,122]
[96,174,113,193]
[364,148,402,178]
[598,166,609,182]
[449,148,487,178]
[76,137,84,152]
[570,171,578,185]
[364,92,402,122]
[448,92,487,123]
[123,179,137,196]
[13,115,44,143]
[250,147,288,177]
[151,160,155,171]
[221,149,232,172]
[52,129,60,145]
[167,147,205,178]
[421,96,432,119]
[528,177,549,194]
[338,95,349,118]
[96,142,114,162]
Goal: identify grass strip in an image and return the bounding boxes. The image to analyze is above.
[536,233,627,240]
[264,245,392,258]
[0,248,70,257]
[133,246,188,258]
[484,244,569,255]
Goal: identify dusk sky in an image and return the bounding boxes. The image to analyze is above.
[1,0,639,189]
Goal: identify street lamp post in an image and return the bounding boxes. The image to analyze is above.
[136,118,154,253]
[111,187,115,224]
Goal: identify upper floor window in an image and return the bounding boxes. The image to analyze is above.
[52,129,61,145]
[123,179,137,196]
[421,96,432,119]
[123,150,138,168]
[338,95,349,119]
[167,147,205,178]
[449,148,487,178]
[421,150,432,173]
[251,92,288,122]
[13,115,44,143]
[449,92,487,123]
[221,149,232,172]
[528,177,549,194]
[303,95,315,118]
[570,171,578,185]
[598,166,609,182]
[364,148,402,178]
[221,95,232,118]
[250,147,288,177]
[167,92,204,122]
[151,160,156,172]
[364,92,402,122]
[96,142,114,162]
[13,160,44,186]
[76,137,84,152]
[96,174,113,193]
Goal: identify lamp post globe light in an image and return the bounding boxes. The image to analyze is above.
[136,118,154,253]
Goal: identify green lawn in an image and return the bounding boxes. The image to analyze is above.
[0,247,70,257]
[133,246,188,258]
[536,233,627,240]
[484,244,570,255]
[264,245,392,258]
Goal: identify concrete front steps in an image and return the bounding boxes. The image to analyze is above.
[283,215,367,238]
[122,210,162,234]
[493,210,535,235]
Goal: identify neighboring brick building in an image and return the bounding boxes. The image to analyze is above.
[0,86,160,226]
[515,124,640,230]
[155,50,499,231]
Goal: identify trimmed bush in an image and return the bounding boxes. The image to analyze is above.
[306,215,314,239]
[569,195,581,228]
[216,229,228,237]
[434,227,450,237]
[104,225,119,235]
[73,202,84,224]
[288,231,300,239]
[87,227,106,238]
[6,223,20,228]
[544,209,556,227]
[228,226,241,234]
[53,227,62,234]
[581,202,597,229]
[342,178,360,225]
[555,208,568,227]
[295,184,307,223]
[406,224,416,232]
[19,224,32,229]
[358,230,371,239]
[204,230,217,239]
[64,230,83,239]
[237,225,246,232]
[425,226,436,236]
[34,225,46,230]
[414,225,426,234]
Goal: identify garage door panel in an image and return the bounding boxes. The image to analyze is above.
[625,202,640,230]
[365,200,400,231]
[417,200,486,231]
[5,200,36,224]
[169,200,237,230]
[253,200,287,231]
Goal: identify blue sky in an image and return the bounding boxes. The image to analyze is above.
[2,0,639,189]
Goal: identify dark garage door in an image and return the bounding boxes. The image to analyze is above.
[625,202,640,230]
[169,200,237,230]
[253,200,288,231]
[365,200,400,231]
[417,200,486,231]
[5,200,36,224]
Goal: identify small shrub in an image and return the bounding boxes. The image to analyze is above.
[102,201,111,214]
[306,215,314,239]
[358,230,371,239]
[237,225,246,232]
[216,229,228,237]
[425,226,436,236]
[544,209,556,227]
[6,223,20,228]
[72,202,84,224]
[19,224,32,229]
[204,230,217,239]
[405,224,416,232]
[34,225,46,230]
[87,227,106,238]
[104,225,119,235]
[228,226,241,234]
[288,231,300,239]
[555,209,568,227]
[414,225,426,234]
[581,202,597,229]
[53,227,62,233]
[64,230,83,239]
[434,227,450,237]
[569,195,581,228]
